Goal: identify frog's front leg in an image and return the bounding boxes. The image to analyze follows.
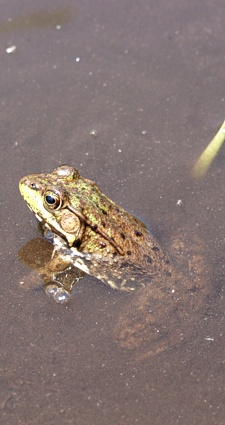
[41,249,86,303]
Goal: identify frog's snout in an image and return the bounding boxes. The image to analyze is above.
[19,176,40,194]
[19,176,28,188]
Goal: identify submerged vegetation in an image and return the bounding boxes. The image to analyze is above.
[192,120,225,179]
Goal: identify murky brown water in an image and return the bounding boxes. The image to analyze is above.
[1,0,225,424]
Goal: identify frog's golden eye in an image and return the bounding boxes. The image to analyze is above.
[43,190,63,210]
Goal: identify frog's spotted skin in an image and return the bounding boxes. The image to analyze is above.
[19,165,211,358]
[19,165,171,291]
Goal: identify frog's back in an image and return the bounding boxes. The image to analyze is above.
[67,175,167,270]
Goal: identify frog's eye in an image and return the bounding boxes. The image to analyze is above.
[43,190,63,210]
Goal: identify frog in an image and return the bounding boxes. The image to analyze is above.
[19,165,211,358]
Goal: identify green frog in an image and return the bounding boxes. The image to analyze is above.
[19,165,211,358]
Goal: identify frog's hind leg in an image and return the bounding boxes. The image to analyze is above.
[114,225,212,360]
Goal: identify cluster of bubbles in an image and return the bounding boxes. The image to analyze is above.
[44,284,71,303]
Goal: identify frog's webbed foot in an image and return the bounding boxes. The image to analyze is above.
[43,266,85,303]
[40,248,86,303]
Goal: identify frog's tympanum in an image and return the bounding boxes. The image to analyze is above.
[19,165,211,358]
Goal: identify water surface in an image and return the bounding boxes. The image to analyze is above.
[1,0,225,424]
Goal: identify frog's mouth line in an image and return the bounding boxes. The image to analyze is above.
[35,212,43,223]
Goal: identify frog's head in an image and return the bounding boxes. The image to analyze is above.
[19,165,82,246]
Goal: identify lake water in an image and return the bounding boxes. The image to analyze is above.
[1,1,225,424]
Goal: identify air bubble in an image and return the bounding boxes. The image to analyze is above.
[44,229,54,241]
[45,285,71,303]
[53,289,71,303]
[45,284,59,296]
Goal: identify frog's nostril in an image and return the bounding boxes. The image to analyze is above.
[30,182,38,190]
[19,177,39,190]
[25,178,38,190]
